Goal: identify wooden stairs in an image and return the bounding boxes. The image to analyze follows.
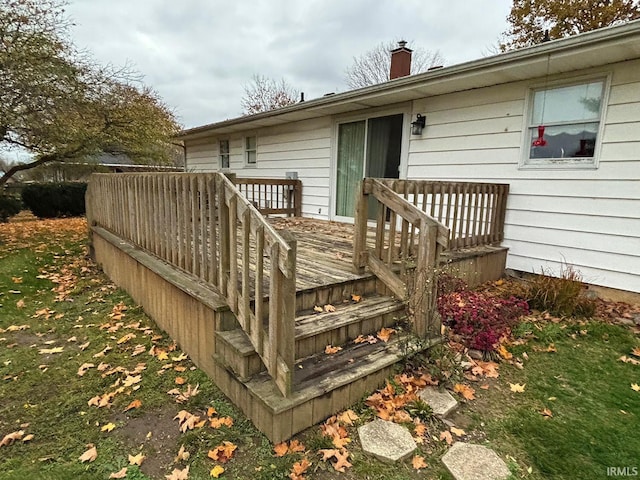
[212,275,437,443]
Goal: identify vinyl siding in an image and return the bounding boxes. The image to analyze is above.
[407,59,640,292]
[185,117,333,218]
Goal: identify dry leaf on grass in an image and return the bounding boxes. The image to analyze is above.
[632,383,640,392]
[174,445,190,463]
[0,430,24,447]
[453,383,476,400]
[101,423,116,433]
[290,457,312,479]
[439,430,453,445]
[79,445,97,463]
[123,399,142,412]
[109,467,128,479]
[450,426,466,437]
[165,466,189,480]
[210,465,225,478]
[540,408,553,418]
[208,441,237,463]
[129,453,145,466]
[510,383,526,393]
[412,455,428,470]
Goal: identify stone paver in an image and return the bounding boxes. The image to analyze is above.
[358,419,416,463]
[442,442,510,480]
[418,387,458,416]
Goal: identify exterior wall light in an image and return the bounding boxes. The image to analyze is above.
[411,114,426,135]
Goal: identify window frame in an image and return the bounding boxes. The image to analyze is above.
[244,135,257,167]
[519,73,611,170]
[218,139,230,170]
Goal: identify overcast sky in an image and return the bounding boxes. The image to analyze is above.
[64,0,513,129]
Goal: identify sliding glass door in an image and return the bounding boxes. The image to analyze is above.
[335,113,403,218]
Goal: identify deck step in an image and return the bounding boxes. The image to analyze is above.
[214,294,406,379]
[294,294,405,358]
[240,333,441,441]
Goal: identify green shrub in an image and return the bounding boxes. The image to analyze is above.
[21,182,87,218]
[526,265,596,318]
[0,194,22,222]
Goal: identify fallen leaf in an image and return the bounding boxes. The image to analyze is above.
[165,466,189,480]
[331,449,351,472]
[123,375,142,387]
[313,305,323,313]
[453,383,476,400]
[324,345,342,354]
[174,445,190,463]
[210,465,225,478]
[274,442,289,457]
[175,376,186,385]
[540,408,553,418]
[129,452,145,465]
[450,426,466,436]
[38,346,64,355]
[79,445,97,463]
[324,304,336,313]
[22,434,34,443]
[16,299,25,309]
[101,423,116,433]
[77,363,95,377]
[439,430,453,445]
[209,416,233,429]
[351,294,362,302]
[337,409,359,426]
[510,383,526,393]
[172,353,188,362]
[631,347,640,357]
[497,344,513,360]
[123,399,142,412]
[1,430,24,447]
[354,334,377,344]
[632,383,640,392]
[291,458,312,477]
[412,455,428,470]
[288,439,305,453]
[208,441,237,463]
[377,327,396,342]
[109,467,128,479]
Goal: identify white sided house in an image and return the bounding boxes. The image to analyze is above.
[179,22,640,293]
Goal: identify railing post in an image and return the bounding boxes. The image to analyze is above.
[294,180,302,217]
[217,174,230,296]
[353,179,369,274]
[277,230,297,396]
[411,223,440,339]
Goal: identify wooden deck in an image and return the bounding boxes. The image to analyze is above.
[87,173,510,442]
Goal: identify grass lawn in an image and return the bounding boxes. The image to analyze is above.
[1,217,638,480]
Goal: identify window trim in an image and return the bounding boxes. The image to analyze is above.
[244,135,257,167]
[519,73,611,170]
[218,139,230,170]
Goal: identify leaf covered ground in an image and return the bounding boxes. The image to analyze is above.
[1,217,639,479]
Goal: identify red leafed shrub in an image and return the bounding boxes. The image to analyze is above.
[437,290,529,352]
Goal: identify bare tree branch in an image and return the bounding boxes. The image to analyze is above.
[344,40,444,90]
[240,75,299,115]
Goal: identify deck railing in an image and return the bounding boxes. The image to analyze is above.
[234,177,302,217]
[353,178,450,338]
[376,179,509,250]
[86,173,297,397]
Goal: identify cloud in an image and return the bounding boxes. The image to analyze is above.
[65,0,511,128]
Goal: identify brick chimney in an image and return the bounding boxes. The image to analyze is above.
[390,40,412,80]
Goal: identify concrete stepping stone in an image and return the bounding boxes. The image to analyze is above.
[418,386,458,417]
[442,442,510,480]
[358,419,416,463]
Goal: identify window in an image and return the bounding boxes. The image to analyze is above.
[245,136,257,165]
[524,78,605,168]
[219,140,229,169]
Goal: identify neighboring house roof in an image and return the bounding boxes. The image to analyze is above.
[179,20,640,140]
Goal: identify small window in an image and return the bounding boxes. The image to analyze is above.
[245,136,257,165]
[219,140,229,169]
[524,79,605,168]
